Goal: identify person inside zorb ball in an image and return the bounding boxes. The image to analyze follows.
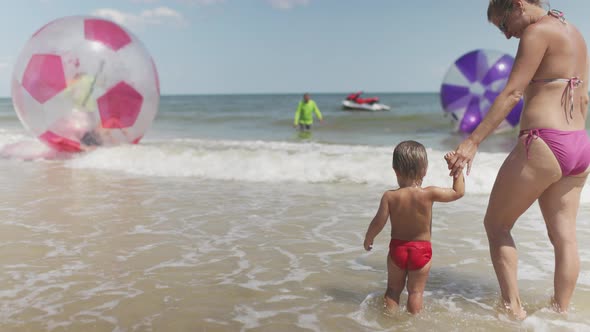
[11,16,160,152]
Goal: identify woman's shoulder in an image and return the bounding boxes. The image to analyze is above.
[523,17,554,37]
[523,15,585,53]
[518,18,557,50]
[525,12,581,39]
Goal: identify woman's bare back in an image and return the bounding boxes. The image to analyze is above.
[521,15,589,130]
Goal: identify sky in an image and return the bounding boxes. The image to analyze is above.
[1,0,590,96]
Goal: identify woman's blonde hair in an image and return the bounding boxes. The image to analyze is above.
[392,140,428,181]
[487,0,546,21]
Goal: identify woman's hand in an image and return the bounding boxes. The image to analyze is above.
[449,137,478,177]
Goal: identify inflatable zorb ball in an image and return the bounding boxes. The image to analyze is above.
[440,49,523,134]
[11,16,160,152]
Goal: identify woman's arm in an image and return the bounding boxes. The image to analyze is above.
[449,25,549,177]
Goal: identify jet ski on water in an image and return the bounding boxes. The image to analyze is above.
[341,91,391,111]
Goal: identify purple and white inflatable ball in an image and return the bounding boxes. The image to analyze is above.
[440,49,523,134]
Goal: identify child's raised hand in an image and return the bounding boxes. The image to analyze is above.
[444,151,455,167]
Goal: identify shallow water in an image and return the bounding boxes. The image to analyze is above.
[1,159,590,331]
[1,94,590,331]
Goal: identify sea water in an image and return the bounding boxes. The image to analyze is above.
[1,94,590,331]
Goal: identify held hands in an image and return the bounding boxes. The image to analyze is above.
[447,138,478,178]
[444,151,462,178]
[444,151,459,177]
[444,151,455,167]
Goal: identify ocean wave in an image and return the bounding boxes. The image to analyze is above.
[63,138,502,192]
[2,136,590,202]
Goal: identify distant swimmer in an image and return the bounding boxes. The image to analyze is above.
[293,93,323,131]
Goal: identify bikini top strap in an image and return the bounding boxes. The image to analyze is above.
[529,77,582,85]
[567,77,583,119]
[528,77,582,120]
[570,77,583,87]
[548,9,566,24]
[530,78,570,84]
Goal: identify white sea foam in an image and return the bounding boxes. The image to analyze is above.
[1,131,588,202]
[34,137,586,202]
[59,139,491,186]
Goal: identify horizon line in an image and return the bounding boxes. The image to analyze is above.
[0,91,441,99]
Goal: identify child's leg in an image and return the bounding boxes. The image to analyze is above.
[406,260,432,314]
[384,254,407,312]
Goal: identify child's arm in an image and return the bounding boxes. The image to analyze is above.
[364,192,390,251]
[445,151,465,197]
[426,152,465,202]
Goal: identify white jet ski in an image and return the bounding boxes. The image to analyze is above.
[341,100,391,111]
[341,91,391,111]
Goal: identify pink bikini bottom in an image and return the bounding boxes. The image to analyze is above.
[519,128,590,176]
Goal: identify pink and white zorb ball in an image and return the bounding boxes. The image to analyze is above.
[11,16,160,152]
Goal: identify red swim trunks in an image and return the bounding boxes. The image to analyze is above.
[389,239,432,270]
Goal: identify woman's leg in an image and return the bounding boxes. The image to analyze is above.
[483,136,561,318]
[538,172,589,312]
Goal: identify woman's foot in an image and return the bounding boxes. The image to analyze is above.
[500,299,527,320]
[550,296,569,314]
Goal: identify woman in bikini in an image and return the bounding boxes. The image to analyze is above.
[448,0,590,319]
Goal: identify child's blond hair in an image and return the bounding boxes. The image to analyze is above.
[392,140,428,180]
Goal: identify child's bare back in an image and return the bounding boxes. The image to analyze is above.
[385,187,435,242]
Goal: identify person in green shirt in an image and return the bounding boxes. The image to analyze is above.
[293,93,323,131]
